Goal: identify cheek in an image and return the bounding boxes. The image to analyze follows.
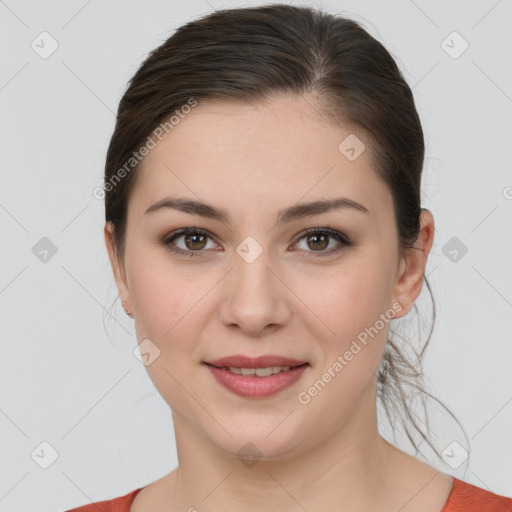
[129,258,204,408]
[294,254,392,340]
[127,244,199,336]
[128,252,216,372]
[297,254,393,401]
[296,261,392,418]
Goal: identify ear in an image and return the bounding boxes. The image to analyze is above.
[104,221,132,311]
[392,209,435,319]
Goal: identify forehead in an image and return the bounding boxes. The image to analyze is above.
[130,94,392,221]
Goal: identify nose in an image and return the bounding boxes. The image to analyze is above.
[217,244,291,337]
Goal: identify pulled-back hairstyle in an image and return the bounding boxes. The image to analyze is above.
[104,3,451,459]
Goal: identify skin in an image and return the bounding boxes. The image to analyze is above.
[105,93,454,511]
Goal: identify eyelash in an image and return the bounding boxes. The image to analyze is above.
[161,227,352,259]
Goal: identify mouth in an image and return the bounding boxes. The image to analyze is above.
[203,358,310,398]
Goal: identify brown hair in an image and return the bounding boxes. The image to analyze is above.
[104,3,451,459]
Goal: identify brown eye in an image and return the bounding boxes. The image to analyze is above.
[183,232,207,250]
[305,233,329,251]
[294,228,352,257]
[163,228,217,258]
[162,227,352,259]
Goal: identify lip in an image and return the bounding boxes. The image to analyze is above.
[205,354,308,368]
[204,358,310,398]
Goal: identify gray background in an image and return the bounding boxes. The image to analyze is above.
[0,0,511,510]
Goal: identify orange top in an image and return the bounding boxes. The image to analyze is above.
[66,477,512,511]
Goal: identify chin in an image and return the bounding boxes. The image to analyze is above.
[204,419,309,463]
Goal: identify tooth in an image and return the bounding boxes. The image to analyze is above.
[225,366,295,376]
[255,367,273,377]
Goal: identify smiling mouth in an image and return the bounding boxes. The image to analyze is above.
[203,362,310,398]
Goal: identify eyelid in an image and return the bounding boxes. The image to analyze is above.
[295,227,351,245]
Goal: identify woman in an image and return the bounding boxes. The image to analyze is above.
[68,3,512,511]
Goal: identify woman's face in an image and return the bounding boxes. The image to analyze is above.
[106,93,431,460]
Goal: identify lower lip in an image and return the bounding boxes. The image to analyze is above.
[205,363,309,398]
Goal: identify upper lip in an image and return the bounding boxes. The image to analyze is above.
[205,355,308,368]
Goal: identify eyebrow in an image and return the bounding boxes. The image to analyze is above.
[144,196,369,225]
